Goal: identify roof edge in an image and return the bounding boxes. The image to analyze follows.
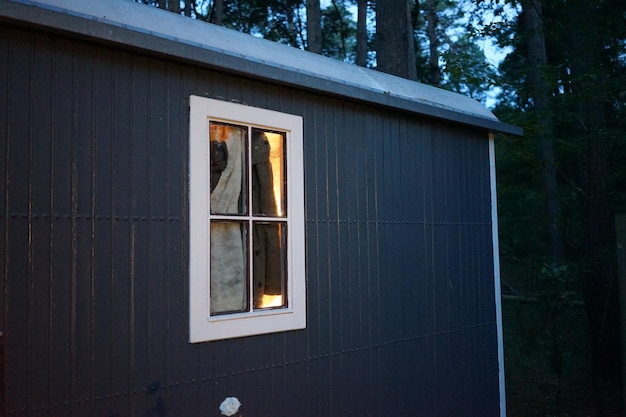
[0,0,523,136]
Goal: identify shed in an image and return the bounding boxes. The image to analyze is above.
[0,0,521,416]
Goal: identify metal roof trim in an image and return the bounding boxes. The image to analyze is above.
[0,0,522,136]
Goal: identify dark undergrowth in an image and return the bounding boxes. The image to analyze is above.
[503,295,623,417]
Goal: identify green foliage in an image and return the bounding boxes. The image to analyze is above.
[194,0,307,47]
[440,34,497,102]
[494,135,545,261]
[492,0,626,264]
[493,1,626,412]
[537,263,578,313]
[321,1,357,62]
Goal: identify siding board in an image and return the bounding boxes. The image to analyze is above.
[70,48,96,415]
[30,33,53,417]
[0,31,7,414]
[6,30,29,416]
[129,53,150,417]
[49,38,75,414]
[165,65,184,414]
[147,59,167,401]
[109,51,133,417]
[92,47,114,417]
[7,218,29,415]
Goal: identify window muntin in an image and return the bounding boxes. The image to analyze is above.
[208,123,288,315]
[189,96,305,343]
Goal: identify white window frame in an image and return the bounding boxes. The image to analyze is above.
[189,96,306,343]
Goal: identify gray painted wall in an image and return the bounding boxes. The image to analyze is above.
[0,23,500,417]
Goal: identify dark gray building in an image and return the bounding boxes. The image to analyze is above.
[0,0,521,416]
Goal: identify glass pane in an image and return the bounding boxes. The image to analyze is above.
[210,123,247,215]
[253,222,287,310]
[251,129,286,217]
[210,221,248,315]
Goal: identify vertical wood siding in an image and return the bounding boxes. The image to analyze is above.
[1,26,499,417]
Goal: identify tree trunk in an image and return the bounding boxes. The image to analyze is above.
[425,0,441,85]
[284,6,300,48]
[579,100,622,411]
[376,0,417,80]
[306,0,322,53]
[330,0,348,60]
[213,0,224,25]
[169,0,180,13]
[356,0,368,66]
[184,0,192,17]
[521,0,563,261]
[567,0,622,410]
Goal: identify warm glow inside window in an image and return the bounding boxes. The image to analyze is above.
[189,96,305,343]
[208,123,287,314]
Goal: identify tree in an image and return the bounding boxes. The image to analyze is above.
[259,0,306,48]
[564,0,621,400]
[416,0,499,100]
[140,0,182,12]
[520,0,563,261]
[356,0,368,66]
[375,0,418,80]
[306,0,322,53]
[321,1,356,61]
[184,0,193,16]
[492,0,626,411]
[440,35,496,102]
[170,0,181,13]
[213,0,224,25]
[204,0,307,48]
[424,0,441,85]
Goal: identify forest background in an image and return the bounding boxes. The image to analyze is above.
[137,0,626,415]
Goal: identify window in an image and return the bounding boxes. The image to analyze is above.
[189,96,306,342]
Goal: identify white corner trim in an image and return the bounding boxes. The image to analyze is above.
[489,134,507,417]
